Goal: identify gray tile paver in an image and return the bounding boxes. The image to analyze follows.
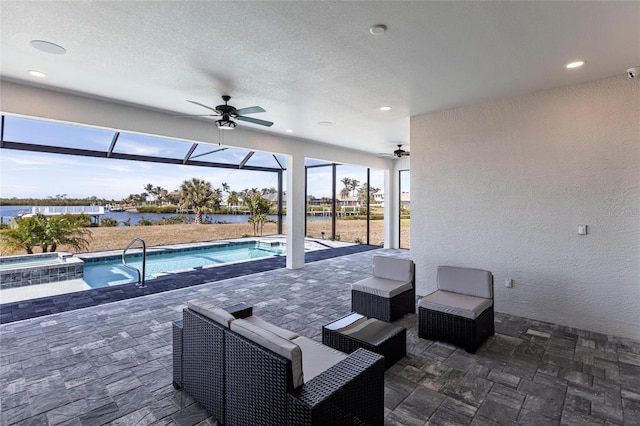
[2,248,640,425]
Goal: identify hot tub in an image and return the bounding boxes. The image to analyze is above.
[0,252,84,289]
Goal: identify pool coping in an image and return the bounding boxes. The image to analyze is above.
[0,244,378,324]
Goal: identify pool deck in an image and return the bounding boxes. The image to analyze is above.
[0,240,376,324]
[1,247,639,425]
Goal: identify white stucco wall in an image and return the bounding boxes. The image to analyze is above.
[410,75,640,340]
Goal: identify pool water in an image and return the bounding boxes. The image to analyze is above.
[0,253,62,271]
[82,242,284,288]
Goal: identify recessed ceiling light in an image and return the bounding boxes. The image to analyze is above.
[30,40,66,55]
[28,70,47,78]
[370,24,387,35]
[565,60,585,69]
[379,106,391,111]
[285,129,293,133]
[318,121,333,126]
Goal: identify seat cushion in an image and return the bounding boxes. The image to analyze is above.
[231,318,304,389]
[437,266,493,299]
[241,315,299,340]
[188,299,235,328]
[373,256,415,283]
[418,290,493,320]
[292,336,346,383]
[351,276,413,298]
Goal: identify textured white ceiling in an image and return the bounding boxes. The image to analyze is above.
[1,1,638,155]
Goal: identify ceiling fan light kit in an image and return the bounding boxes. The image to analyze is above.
[216,119,236,130]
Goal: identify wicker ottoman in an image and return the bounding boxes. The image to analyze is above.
[322,313,406,369]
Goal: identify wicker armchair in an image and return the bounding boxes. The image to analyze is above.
[351,256,415,322]
[418,266,494,353]
[174,301,385,426]
[173,301,253,424]
[225,330,385,426]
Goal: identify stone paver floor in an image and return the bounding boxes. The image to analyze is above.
[1,248,639,425]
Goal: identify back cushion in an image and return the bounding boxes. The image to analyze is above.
[231,318,304,389]
[373,256,415,283]
[437,266,493,299]
[188,299,235,328]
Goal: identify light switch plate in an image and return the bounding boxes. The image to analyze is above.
[578,225,587,235]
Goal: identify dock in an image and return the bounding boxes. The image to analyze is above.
[21,206,105,223]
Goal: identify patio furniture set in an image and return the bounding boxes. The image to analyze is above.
[172,256,495,425]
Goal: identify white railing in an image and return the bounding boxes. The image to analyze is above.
[31,206,105,215]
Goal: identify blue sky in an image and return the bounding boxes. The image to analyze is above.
[0,116,385,200]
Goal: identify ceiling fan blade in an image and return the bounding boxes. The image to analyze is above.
[187,100,221,114]
[235,106,266,115]
[236,116,274,127]
[173,114,219,118]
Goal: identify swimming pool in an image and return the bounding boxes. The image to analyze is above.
[81,241,285,288]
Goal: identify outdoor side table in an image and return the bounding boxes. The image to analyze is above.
[322,312,406,369]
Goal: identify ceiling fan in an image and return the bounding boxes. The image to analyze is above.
[182,95,274,129]
[379,144,410,159]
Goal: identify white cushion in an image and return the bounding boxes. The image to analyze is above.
[188,300,235,328]
[352,276,413,298]
[418,290,493,320]
[292,336,346,383]
[230,318,304,389]
[373,256,414,283]
[437,266,493,299]
[241,315,299,340]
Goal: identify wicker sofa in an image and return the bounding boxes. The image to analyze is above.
[351,255,415,322]
[173,300,385,426]
[418,266,494,353]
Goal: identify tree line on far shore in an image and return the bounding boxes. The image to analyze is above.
[0,178,278,255]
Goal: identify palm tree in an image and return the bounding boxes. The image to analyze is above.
[340,177,351,200]
[212,188,223,211]
[156,187,168,205]
[357,183,380,211]
[227,191,240,208]
[179,178,215,224]
[144,183,154,203]
[0,213,90,254]
[44,215,91,252]
[0,215,44,254]
[350,179,360,197]
[247,194,272,236]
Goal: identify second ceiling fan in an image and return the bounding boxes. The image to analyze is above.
[186,95,274,129]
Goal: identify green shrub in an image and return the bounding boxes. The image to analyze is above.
[341,214,384,221]
[99,218,118,227]
[64,213,92,228]
[157,215,190,225]
[136,205,180,214]
[136,217,154,226]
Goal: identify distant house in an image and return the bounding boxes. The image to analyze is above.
[263,193,285,207]
[400,192,411,210]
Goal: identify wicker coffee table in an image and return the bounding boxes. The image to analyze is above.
[322,312,406,369]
